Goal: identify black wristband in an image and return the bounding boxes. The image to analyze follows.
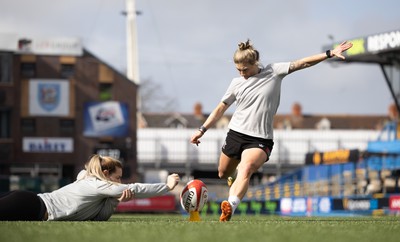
[325,50,332,58]
[199,125,207,134]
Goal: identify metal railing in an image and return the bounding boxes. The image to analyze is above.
[137,129,380,176]
[246,174,399,201]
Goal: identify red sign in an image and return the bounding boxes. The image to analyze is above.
[389,195,400,211]
[116,195,177,212]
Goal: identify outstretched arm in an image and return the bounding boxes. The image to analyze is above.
[190,102,230,146]
[288,41,353,74]
[127,173,180,198]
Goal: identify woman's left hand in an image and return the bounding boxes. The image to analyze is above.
[118,189,134,202]
[331,41,353,59]
[166,173,180,191]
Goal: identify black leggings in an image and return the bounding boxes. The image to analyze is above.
[0,191,46,221]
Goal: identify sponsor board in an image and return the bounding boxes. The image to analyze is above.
[323,29,400,57]
[201,200,280,216]
[305,149,359,165]
[83,101,129,137]
[307,197,332,214]
[281,197,308,215]
[342,198,378,211]
[23,137,73,153]
[389,195,400,211]
[116,195,176,212]
[0,34,82,56]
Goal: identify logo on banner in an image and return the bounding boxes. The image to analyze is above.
[343,198,372,211]
[38,83,60,112]
[89,102,125,132]
[83,101,129,137]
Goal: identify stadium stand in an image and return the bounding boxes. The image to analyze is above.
[246,121,400,200]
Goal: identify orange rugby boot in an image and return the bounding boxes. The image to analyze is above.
[219,200,232,222]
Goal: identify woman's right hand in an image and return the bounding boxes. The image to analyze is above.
[190,131,203,146]
[118,189,133,202]
[166,173,180,191]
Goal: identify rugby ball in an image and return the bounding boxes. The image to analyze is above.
[180,179,208,212]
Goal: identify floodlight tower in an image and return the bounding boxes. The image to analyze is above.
[126,0,140,84]
[125,0,144,128]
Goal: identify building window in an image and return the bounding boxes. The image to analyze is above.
[61,64,75,78]
[20,63,36,78]
[0,90,5,105]
[0,53,13,83]
[60,119,74,135]
[99,83,112,101]
[0,109,11,138]
[21,118,36,135]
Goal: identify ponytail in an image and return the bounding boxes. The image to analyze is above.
[84,154,122,182]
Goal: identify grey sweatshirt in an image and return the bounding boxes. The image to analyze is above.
[38,172,170,221]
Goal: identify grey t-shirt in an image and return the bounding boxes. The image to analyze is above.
[38,173,170,221]
[221,62,290,139]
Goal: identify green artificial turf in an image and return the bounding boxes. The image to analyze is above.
[1,214,399,242]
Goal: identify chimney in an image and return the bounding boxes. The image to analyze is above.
[291,102,302,117]
[290,102,304,129]
[193,102,204,120]
[388,103,399,120]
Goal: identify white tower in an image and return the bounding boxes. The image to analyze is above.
[125,0,145,128]
[126,0,140,84]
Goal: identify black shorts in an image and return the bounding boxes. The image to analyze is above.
[221,129,274,162]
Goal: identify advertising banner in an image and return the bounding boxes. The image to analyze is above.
[29,79,70,117]
[0,34,82,56]
[94,147,126,161]
[83,101,129,137]
[280,197,332,216]
[23,137,73,153]
[307,197,332,214]
[323,30,400,58]
[389,195,400,211]
[342,198,378,211]
[202,200,280,216]
[305,149,359,165]
[116,195,176,212]
[203,196,394,216]
[280,197,308,215]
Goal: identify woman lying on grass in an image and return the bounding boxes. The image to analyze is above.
[0,154,180,221]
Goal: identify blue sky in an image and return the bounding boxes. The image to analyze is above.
[1,0,399,115]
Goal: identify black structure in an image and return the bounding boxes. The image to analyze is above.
[323,29,400,114]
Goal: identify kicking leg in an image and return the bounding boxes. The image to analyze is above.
[229,148,266,199]
[217,152,240,179]
[220,148,267,222]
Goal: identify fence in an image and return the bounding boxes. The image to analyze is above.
[137,128,380,175]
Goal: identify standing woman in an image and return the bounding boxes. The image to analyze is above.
[190,39,352,221]
[0,154,180,221]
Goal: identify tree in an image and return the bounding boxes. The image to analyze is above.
[139,78,178,113]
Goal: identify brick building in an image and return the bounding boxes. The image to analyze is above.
[0,35,138,191]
